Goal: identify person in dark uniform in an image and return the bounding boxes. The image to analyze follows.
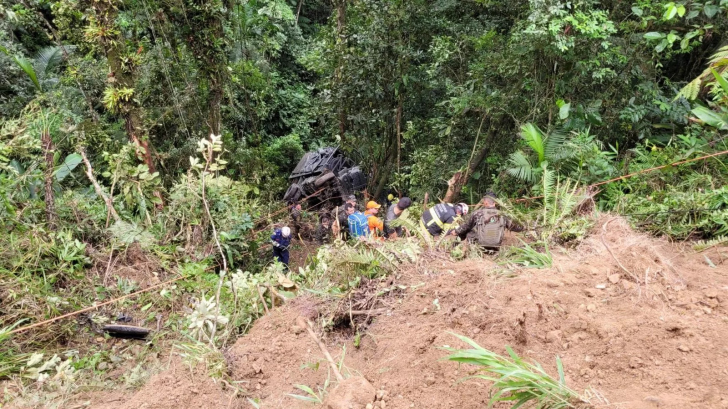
[271,226,291,267]
[452,192,523,250]
[420,202,469,236]
[289,201,302,239]
[314,212,333,245]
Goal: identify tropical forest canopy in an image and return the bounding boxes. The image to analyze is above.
[2,0,728,246]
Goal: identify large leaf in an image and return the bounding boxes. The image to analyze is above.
[34,46,67,80]
[643,32,664,40]
[711,68,728,95]
[17,56,41,91]
[520,123,546,164]
[691,106,728,130]
[54,153,82,181]
[558,103,570,119]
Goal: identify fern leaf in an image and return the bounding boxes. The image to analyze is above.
[543,128,567,160]
[677,78,701,101]
[506,151,536,182]
[693,235,728,252]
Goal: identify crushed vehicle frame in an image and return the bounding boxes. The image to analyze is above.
[283,147,367,208]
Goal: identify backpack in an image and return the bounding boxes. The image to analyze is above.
[474,209,505,247]
[348,212,370,238]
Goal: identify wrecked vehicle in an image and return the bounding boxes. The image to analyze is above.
[283,147,367,207]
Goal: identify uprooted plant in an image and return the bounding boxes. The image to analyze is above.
[444,333,591,409]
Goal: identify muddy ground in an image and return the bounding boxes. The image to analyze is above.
[71,217,728,408]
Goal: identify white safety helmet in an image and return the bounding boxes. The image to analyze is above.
[458,203,469,216]
[281,226,291,237]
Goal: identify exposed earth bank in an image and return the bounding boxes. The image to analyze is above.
[88,216,728,409]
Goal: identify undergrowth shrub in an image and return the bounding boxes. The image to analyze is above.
[602,132,728,239]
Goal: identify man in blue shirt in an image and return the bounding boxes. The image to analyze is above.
[346,203,370,240]
[271,226,291,267]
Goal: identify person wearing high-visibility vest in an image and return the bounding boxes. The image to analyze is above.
[420,202,469,236]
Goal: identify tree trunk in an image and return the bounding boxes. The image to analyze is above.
[396,94,402,174]
[442,123,496,203]
[335,0,347,139]
[80,147,120,223]
[442,171,464,204]
[92,0,155,174]
[42,130,56,230]
[208,78,223,135]
[373,165,390,199]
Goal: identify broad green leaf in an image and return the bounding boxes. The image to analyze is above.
[631,6,643,16]
[14,56,41,91]
[710,68,728,95]
[667,32,678,44]
[691,106,728,130]
[687,9,700,18]
[558,103,571,119]
[704,3,720,17]
[663,3,678,20]
[677,4,686,17]
[643,32,664,40]
[54,153,82,181]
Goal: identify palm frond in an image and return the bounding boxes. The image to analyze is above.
[34,46,62,78]
[506,150,536,183]
[520,123,546,164]
[0,46,41,92]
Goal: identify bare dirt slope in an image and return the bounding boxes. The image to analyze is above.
[226,216,728,409]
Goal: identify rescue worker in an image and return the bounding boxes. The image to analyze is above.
[364,201,384,238]
[421,202,469,236]
[271,226,291,267]
[334,195,358,238]
[314,212,333,245]
[289,200,302,239]
[452,192,523,250]
[384,197,412,239]
[346,203,369,239]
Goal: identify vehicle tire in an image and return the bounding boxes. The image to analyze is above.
[284,183,304,202]
[314,172,336,187]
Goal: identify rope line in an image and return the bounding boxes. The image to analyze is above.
[8,150,728,336]
[8,274,191,336]
[513,149,728,203]
[6,187,329,336]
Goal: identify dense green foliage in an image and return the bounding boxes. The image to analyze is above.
[1,0,728,399]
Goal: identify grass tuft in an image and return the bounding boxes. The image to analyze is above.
[444,333,587,409]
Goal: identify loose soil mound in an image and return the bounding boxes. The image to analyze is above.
[87,357,241,409]
[226,216,728,409]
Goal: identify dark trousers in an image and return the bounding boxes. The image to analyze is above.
[273,247,289,266]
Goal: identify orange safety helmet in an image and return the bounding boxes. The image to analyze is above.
[366,201,382,210]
